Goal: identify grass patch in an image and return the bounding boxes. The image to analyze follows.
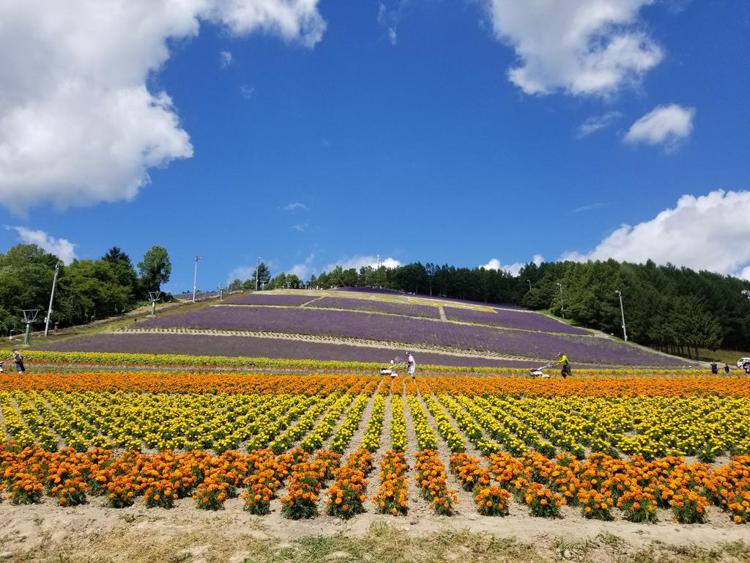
[245,524,538,563]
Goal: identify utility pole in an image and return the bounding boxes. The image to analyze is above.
[22,309,40,346]
[148,291,161,317]
[527,279,532,291]
[255,257,261,291]
[615,289,628,342]
[557,282,565,318]
[192,256,202,303]
[44,261,61,337]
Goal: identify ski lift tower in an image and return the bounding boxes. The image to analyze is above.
[148,291,162,317]
[21,309,40,345]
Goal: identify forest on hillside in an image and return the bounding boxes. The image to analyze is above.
[2,242,749,358]
[309,260,750,357]
[0,244,171,337]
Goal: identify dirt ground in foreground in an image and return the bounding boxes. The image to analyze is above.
[1,499,750,563]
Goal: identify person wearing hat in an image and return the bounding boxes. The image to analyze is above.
[557,352,571,378]
[11,349,25,374]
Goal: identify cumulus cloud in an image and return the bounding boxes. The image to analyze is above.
[481,255,544,276]
[576,111,622,138]
[219,50,233,68]
[7,226,77,264]
[291,223,308,232]
[0,1,325,213]
[484,0,663,96]
[326,255,401,271]
[283,202,307,212]
[624,104,695,150]
[562,190,750,280]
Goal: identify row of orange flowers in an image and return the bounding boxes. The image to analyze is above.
[450,452,510,516]
[2,440,748,523]
[486,450,750,524]
[373,450,409,515]
[3,372,749,397]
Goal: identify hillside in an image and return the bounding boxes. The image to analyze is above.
[36,289,692,369]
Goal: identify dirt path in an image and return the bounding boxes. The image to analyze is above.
[362,390,392,515]
[1,497,747,562]
[400,382,446,522]
[413,388,477,517]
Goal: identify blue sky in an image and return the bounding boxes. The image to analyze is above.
[1,1,749,292]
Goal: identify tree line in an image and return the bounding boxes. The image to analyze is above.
[307,260,750,357]
[3,242,749,358]
[227,263,302,292]
[0,244,172,336]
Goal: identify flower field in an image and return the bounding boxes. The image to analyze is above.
[223,294,318,306]
[1,371,749,526]
[444,306,590,335]
[134,305,685,366]
[311,297,441,319]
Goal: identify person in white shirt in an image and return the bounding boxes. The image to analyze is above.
[406,352,416,380]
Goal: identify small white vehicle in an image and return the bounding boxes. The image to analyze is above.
[736,357,750,369]
[529,362,553,378]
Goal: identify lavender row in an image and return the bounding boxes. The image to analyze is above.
[313,297,440,319]
[223,293,314,306]
[37,333,541,369]
[445,306,589,335]
[140,306,685,366]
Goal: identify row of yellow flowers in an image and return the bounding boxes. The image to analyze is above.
[23,350,702,376]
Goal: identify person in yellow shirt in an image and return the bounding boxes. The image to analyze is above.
[557,353,571,378]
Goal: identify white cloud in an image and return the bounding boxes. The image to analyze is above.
[624,104,695,150]
[219,50,233,68]
[0,1,325,213]
[576,111,622,138]
[562,190,750,279]
[288,253,316,279]
[227,265,256,283]
[283,202,307,212]
[291,223,308,232]
[7,226,77,264]
[572,202,610,213]
[481,254,544,276]
[482,259,503,271]
[240,85,256,99]
[484,0,663,96]
[377,1,407,45]
[326,255,401,271]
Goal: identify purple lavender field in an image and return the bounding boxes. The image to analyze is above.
[445,307,589,335]
[313,297,440,319]
[333,287,403,295]
[139,306,685,366]
[223,294,314,306]
[38,333,540,368]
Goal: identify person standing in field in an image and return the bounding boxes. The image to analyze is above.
[724,363,731,375]
[406,352,416,380]
[11,349,25,374]
[557,352,571,378]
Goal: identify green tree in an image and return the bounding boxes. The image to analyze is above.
[103,246,139,299]
[138,246,172,293]
[227,279,243,292]
[243,262,271,290]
